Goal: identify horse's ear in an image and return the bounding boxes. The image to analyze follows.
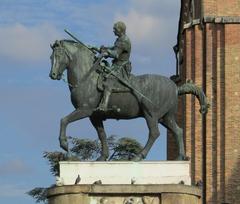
[55,40,60,47]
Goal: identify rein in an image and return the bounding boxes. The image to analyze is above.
[55,45,78,89]
[61,54,104,88]
[56,41,101,89]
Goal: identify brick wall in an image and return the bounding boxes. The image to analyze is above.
[167,1,240,203]
[205,0,240,16]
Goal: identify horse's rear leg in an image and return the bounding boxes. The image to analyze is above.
[161,113,185,160]
[90,117,109,161]
[134,115,160,161]
[59,109,92,152]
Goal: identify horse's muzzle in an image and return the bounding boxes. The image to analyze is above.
[49,72,60,80]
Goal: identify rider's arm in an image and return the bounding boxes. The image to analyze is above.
[105,41,126,59]
[89,46,100,53]
[103,45,114,50]
[88,45,113,53]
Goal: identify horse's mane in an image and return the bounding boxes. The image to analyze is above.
[61,39,77,44]
[57,39,94,57]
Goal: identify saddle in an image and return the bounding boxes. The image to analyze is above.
[96,61,132,93]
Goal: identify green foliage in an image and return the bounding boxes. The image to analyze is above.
[69,135,142,161]
[43,151,66,176]
[43,136,143,176]
[28,136,143,203]
[70,138,101,160]
[106,135,117,151]
[27,187,48,203]
[43,150,80,176]
[109,137,142,160]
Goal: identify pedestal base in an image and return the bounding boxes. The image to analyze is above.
[47,184,202,204]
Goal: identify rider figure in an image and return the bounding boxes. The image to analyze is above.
[97,21,132,111]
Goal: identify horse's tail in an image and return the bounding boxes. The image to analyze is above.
[177,80,209,114]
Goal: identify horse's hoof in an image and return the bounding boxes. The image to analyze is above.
[59,136,69,152]
[132,156,141,162]
[60,141,69,152]
[176,154,188,161]
[132,154,144,162]
[61,144,69,152]
[96,156,107,161]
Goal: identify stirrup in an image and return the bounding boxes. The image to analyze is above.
[96,104,108,112]
[95,105,121,113]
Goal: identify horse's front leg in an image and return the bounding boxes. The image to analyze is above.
[59,109,93,152]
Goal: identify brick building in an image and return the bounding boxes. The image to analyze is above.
[167,0,240,203]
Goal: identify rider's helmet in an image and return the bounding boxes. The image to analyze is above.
[113,21,126,35]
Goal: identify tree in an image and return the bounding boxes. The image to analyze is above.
[109,137,143,160]
[27,135,143,203]
[27,187,48,203]
[43,151,66,176]
[70,138,101,160]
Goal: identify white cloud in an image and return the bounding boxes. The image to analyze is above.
[116,10,161,44]
[0,23,61,62]
[115,0,179,46]
[135,1,177,8]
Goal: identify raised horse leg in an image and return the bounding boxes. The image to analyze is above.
[134,114,160,161]
[161,112,186,160]
[90,116,109,161]
[59,109,93,152]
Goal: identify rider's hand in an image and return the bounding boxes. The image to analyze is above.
[100,45,106,52]
[102,51,109,57]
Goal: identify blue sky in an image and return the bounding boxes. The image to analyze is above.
[0,1,180,203]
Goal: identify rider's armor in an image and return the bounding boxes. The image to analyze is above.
[98,34,132,111]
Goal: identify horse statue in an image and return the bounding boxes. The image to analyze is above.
[49,39,208,161]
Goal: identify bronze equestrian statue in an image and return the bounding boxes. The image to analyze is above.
[49,22,208,161]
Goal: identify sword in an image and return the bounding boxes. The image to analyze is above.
[105,65,119,78]
[103,66,155,107]
[64,29,97,53]
[105,61,128,78]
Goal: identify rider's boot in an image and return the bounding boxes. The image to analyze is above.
[97,89,111,111]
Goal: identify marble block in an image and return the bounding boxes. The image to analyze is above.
[58,161,191,185]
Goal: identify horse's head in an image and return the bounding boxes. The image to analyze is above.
[49,40,72,80]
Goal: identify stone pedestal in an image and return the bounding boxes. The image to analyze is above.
[59,161,191,185]
[47,161,202,204]
[47,184,202,204]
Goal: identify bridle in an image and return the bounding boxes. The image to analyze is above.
[52,46,78,88]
